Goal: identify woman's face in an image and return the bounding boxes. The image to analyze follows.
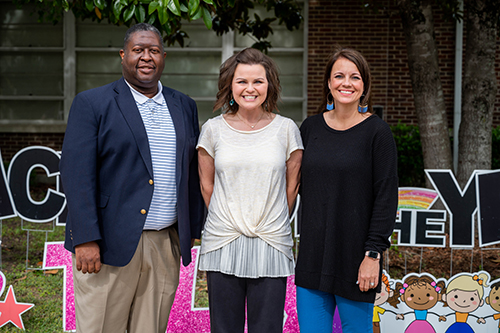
[446,289,482,313]
[328,57,364,108]
[231,64,268,113]
[402,283,439,310]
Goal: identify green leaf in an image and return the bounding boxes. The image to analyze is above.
[119,0,128,6]
[135,5,146,21]
[94,0,105,10]
[148,1,159,14]
[85,0,94,12]
[62,0,69,11]
[202,0,213,5]
[179,0,188,12]
[123,5,135,22]
[163,22,172,35]
[113,0,125,18]
[191,5,202,20]
[188,0,199,16]
[158,7,169,24]
[167,0,181,16]
[147,12,157,24]
[202,5,211,29]
[139,0,152,3]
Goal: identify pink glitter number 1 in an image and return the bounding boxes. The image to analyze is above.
[0,271,5,297]
[43,241,75,332]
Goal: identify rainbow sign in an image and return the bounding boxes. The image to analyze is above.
[397,187,438,212]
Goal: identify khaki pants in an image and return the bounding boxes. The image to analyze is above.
[72,227,181,333]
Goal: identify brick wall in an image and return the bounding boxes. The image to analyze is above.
[307,0,500,127]
[0,133,64,163]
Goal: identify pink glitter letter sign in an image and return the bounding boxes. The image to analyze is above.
[167,247,308,333]
[42,243,341,332]
[167,246,210,332]
[43,241,75,332]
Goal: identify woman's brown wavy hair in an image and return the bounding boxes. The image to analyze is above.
[213,48,281,114]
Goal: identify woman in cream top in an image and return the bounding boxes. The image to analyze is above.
[197,48,303,333]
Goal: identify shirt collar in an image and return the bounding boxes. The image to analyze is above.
[124,80,164,105]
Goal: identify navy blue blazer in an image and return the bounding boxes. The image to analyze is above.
[60,78,204,267]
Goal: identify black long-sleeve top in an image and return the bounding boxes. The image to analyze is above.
[295,113,398,303]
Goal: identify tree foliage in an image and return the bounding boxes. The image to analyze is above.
[362,0,500,187]
[12,0,303,51]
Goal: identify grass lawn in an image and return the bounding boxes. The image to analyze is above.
[0,218,208,332]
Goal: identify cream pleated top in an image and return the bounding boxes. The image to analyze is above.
[196,114,303,278]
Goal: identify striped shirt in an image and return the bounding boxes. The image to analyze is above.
[125,80,177,230]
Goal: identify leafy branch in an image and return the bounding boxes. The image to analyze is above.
[13,0,303,51]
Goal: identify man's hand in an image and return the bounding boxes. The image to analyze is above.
[75,241,101,274]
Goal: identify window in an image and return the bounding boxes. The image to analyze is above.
[0,1,307,132]
[0,1,64,129]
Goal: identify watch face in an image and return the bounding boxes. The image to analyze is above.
[368,251,378,259]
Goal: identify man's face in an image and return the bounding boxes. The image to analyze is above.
[120,31,166,96]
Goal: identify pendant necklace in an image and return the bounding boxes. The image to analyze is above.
[236,111,265,129]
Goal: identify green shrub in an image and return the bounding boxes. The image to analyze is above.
[391,123,425,187]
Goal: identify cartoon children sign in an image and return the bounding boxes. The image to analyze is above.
[370,271,499,333]
[441,273,489,333]
[395,273,446,333]
[483,280,500,331]
[373,272,399,333]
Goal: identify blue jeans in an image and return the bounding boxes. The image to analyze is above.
[296,286,373,333]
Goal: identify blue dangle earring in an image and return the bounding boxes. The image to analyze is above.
[229,98,235,106]
[326,93,335,111]
[358,94,368,113]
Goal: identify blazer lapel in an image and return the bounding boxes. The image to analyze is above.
[163,87,186,189]
[114,78,154,178]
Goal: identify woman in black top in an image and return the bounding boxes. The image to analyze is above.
[295,46,398,333]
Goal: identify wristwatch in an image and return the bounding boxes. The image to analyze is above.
[365,250,380,260]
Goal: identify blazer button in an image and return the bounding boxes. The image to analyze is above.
[149,179,154,185]
[141,209,147,215]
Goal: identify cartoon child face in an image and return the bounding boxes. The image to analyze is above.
[401,283,439,310]
[375,288,392,306]
[446,289,483,313]
[486,287,500,312]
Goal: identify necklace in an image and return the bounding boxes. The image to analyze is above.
[236,111,265,129]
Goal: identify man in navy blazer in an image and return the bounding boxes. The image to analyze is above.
[60,23,204,333]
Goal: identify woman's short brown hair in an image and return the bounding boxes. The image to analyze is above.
[318,46,372,113]
[214,48,281,113]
